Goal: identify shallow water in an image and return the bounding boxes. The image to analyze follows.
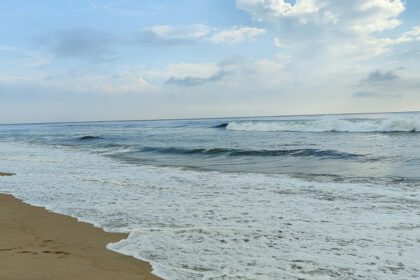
[0,112,419,279]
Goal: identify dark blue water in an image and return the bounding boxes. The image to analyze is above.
[1,112,419,180]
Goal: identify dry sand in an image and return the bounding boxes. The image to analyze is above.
[0,174,161,280]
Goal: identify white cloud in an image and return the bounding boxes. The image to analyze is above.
[321,10,338,24]
[163,63,220,79]
[327,36,395,59]
[273,38,283,47]
[351,0,405,33]
[236,0,320,22]
[61,70,156,95]
[140,24,210,42]
[139,24,266,45]
[333,25,420,59]
[236,0,412,60]
[394,26,420,44]
[92,77,155,94]
[237,0,406,32]
[210,26,266,45]
[39,71,156,95]
[147,25,209,40]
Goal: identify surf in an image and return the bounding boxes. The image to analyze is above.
[225,116,420,132]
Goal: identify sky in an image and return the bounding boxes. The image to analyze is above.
[0,0,419,123]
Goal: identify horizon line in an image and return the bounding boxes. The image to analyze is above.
[0,109,419,126]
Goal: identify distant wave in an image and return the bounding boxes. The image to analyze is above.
[140,146,365,159]
[78,136,104,141]
[225,117,420,132]
[213,123,229,128]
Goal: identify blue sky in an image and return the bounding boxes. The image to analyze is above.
[0,0,419,123]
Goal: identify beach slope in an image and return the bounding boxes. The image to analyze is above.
[0,193,160,280]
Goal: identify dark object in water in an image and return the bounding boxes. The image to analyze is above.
[0,172,15,176]
[79,136,102,141]
[213,123,229,128]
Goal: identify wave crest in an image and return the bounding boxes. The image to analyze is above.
[140,146,365,159]
[226,117,420,132]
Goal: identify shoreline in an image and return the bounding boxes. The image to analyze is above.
[0,190,160,280]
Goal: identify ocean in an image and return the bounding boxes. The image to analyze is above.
[0,112,419,279]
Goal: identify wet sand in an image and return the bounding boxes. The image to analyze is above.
[0,179,161,280]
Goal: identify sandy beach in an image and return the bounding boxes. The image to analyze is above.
[0,175,160,280]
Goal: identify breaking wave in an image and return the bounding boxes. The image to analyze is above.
[140,146,365,159]
[226,117,420,132]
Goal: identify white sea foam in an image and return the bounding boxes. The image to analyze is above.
[0,142,419,279]
[226,116,420,132]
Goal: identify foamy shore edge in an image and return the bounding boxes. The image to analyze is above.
[0,172,161,280]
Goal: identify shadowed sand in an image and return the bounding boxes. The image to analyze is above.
[0,175,161,280]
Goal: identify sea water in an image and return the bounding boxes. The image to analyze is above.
[0,112,419,279]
